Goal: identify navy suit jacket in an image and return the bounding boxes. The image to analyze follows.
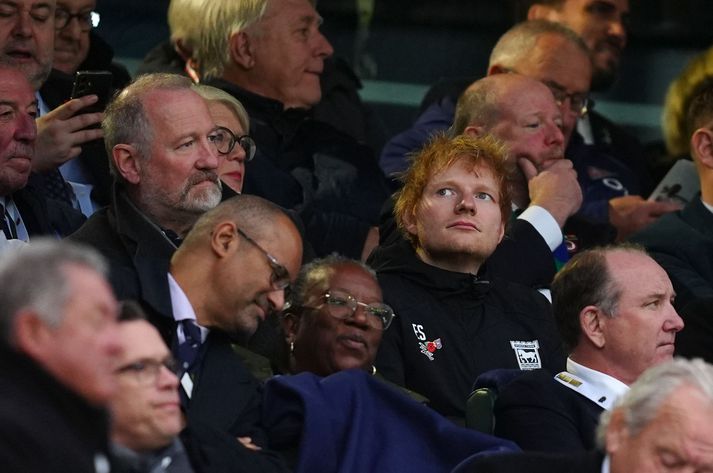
[494,369,603,452]
[631,196,713,310]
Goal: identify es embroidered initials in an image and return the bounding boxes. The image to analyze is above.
[412,324,442,360]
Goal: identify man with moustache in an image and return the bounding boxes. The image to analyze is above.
[69,73,227,301]
[493,245,684,452]
[0,66,80,250]
[0,0,108,211]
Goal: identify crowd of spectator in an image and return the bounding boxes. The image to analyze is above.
[1,0,713,472]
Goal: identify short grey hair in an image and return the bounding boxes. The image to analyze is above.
[192,84,251,132]
[103,73,194,184]
[488,19,589,71]
[172,0,317,80]
[596,358,713,448]
[287,254,376,312]
[0,239,108,344]
[452,76,504,135]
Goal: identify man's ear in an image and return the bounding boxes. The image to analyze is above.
[401,208,419,237]
[210,221,239,257]
[691,127,713,170]
[13,311,53,362]
[604,408,628,455]
[112,144,141,184]
[463,125,485,137]
[487,64,508,76]
[229,31,256,69]
[580,305,606,349]
[528,4,559,21]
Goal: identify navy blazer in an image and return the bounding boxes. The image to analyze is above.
[631,196,713,310]
[494,369,603,453]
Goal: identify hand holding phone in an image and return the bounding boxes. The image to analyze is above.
[70,70,113,115]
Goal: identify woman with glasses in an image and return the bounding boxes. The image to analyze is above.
[193,85,256,194]
[275,254,394,377]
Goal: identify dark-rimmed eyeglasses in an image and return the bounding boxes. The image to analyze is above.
[542,80,589,118]
[55,9,100,31]
[115,357,178,385]
[303,289,396,330]
[211,126,256,161]
[236,227,290,291]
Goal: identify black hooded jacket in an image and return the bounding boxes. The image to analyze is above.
[371,240,566,419]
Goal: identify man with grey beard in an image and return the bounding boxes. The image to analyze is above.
[69,73,227,303]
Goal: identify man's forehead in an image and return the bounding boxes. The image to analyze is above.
[4,0,56,8]
[117,321,169,362]
[56,0,95,10]
[0,68,34,95]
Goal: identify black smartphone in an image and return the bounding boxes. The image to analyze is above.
[70,70,114,115]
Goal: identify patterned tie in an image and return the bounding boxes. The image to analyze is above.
[42,169,74,205]
[0,202,17,239]
[177,319,202,372]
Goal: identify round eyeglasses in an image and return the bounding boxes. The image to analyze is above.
[55,9,100,31]
[211,126,256,161]
[115,357,178,385]
[303,290,396,330]
[543,80,589,118]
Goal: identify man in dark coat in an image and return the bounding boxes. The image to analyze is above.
[456,358,713,473]
[181,0,390,259]
[0,66,83,251]
[0,240,122,472]
[631,78,713,309]
[493,245,683,452]
[372,132,566,421]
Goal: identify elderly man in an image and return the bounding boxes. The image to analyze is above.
[0,239,121,472]
[632,77,713,309]
[457,358,713,473]
[69,73,226,301]
[372,132,566,420]
[137,194,302,441]
[0,66,83,251]
[492,245,684,452]
[182,0,389,259]
[0,0,107,210]
[110,303,288,472]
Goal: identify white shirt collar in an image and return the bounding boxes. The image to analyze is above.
[563,358,629,410]
[167,273,208,343]
[601,454,611,473]
[702,197,713,215]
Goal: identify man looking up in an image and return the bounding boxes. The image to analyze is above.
[372,132,565,420]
